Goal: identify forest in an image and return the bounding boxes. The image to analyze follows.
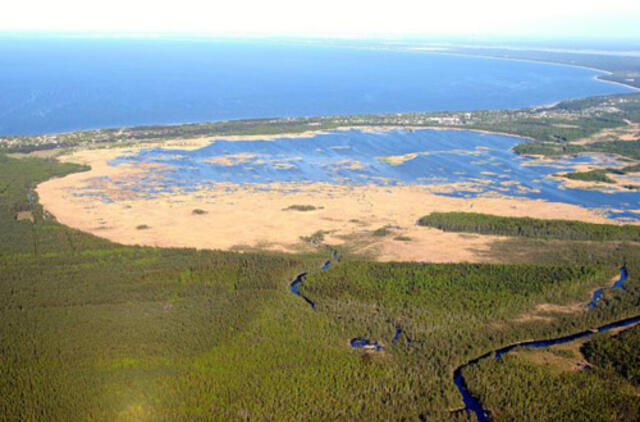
[418,212,640,241]
[462,345,640,422]
[582,325,640,387]
[1,153,639,421]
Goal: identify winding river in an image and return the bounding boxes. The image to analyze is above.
[289,260,638,421]
[453,314,640,422]
[454,267,637,422]
[289,254,388,350]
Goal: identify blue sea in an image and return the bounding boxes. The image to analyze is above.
[109,129,640,221]
[0,37,634,135]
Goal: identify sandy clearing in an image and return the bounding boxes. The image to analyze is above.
[512,345,589,374]
[512,273,622,324]
[15,211,34,222]
[512,302,587,325]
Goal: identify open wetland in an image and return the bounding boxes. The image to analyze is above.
[37,128,640,262]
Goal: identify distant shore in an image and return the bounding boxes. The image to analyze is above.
[1,42,636,140]
[405,47,640,92]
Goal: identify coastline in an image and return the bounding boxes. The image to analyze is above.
[2,44,638,140]
[405,47,640,92]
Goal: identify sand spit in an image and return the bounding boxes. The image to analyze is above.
[36,145,623,263]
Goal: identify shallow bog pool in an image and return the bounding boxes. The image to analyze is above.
[109,129,640,221]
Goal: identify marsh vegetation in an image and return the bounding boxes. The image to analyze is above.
[1,154,638,421]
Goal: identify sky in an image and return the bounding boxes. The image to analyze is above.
[2,0,640,40]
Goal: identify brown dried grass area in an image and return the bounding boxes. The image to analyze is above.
[15,211,34,222]
[36,145,619,263]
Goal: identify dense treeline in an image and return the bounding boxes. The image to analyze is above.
[513,139,640,163]
[589,140,640,161]
[582,326,640,386]
[562,169,616,183]
[513,142,588,156]
[471,115,625,144]
[560,163,640,186]
[0,154,94,255]
[0,154,352,421]
[2,153,639,420]
[418,212,640,241]
[302,256,640,420]
[463,352,640,421]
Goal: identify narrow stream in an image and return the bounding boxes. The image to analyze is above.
[455,266,636,422]
[588,267,628,307]
[289,254,387,350]
[288,258,636,421]
[289,272,316,310]
[453,314,640,422]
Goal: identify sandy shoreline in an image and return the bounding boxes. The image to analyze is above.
[35,139,626,263]
[406,48,640,93]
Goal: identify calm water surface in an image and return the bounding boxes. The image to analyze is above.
[0,38,633,135]
[110,129,640,220]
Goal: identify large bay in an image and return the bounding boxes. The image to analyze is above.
[0,37,633,135]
